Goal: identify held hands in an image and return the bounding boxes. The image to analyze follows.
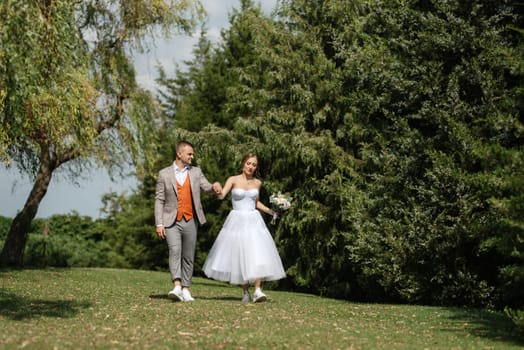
[212,182,223,196]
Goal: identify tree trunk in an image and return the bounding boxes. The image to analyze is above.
[0,152,56,267]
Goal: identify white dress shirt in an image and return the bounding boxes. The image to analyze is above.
[174,163,189,185]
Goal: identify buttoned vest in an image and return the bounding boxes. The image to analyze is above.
[176,177,194,221]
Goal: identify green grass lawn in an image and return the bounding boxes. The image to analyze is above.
[0,268,522,349]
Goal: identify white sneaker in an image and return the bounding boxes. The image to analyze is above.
[241,292,251,302]
[182,288,195,302]
[253,289,267,303]
[168,286,183,302]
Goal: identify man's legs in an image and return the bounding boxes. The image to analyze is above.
[165,218,197,301]
[165,223,183,283]
[179,218,198,287]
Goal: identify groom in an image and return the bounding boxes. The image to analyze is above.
[155,140,222,302]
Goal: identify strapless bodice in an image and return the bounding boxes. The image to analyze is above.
[231,188,258,211]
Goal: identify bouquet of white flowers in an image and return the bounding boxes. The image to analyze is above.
[269,191,292,224]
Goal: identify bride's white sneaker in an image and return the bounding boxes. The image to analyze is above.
[241,292,251,302]
[253,289,267,303]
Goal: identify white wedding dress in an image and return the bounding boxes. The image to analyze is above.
[203,188,286,285]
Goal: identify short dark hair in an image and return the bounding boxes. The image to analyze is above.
[176,140,194,155]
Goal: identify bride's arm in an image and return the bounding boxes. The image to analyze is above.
[256,200,276,216]
[218,176,234,200]
[256,181,276,216]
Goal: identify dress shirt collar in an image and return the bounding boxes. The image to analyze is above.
[173,160,191,172]
[173,162,190,184]
[174,164,190,173]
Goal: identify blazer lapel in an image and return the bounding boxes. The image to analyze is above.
[188,167,196,191]
[168,167,178,196]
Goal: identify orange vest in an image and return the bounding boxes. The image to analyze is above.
[176,177,194,221]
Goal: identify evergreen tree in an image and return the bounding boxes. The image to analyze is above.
[215,0,524,307]
[106,0,523,310]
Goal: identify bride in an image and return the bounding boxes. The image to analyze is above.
[202,153,286,302]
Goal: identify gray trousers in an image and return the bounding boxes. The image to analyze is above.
[165,218,198,287]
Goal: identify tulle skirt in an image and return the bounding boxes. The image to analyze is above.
[203,209,286,285]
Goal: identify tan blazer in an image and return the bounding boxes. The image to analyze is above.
[154,165,214,227]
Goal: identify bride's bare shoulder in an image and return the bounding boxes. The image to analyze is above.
[225,175,242,185]
[229,174,242,181]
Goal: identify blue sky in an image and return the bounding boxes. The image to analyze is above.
[0,0,277,219]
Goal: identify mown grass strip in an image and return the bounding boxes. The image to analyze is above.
[0,268,522,349]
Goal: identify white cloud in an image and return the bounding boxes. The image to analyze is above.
[134,34,198,91]
[133,0,277,92]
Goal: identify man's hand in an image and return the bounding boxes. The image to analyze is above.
[156,225,166,239]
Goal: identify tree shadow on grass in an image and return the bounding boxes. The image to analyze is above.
[149,294,169,300]
[0,289,91,321]
[444,307,524,347]
[196,295,240,301]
